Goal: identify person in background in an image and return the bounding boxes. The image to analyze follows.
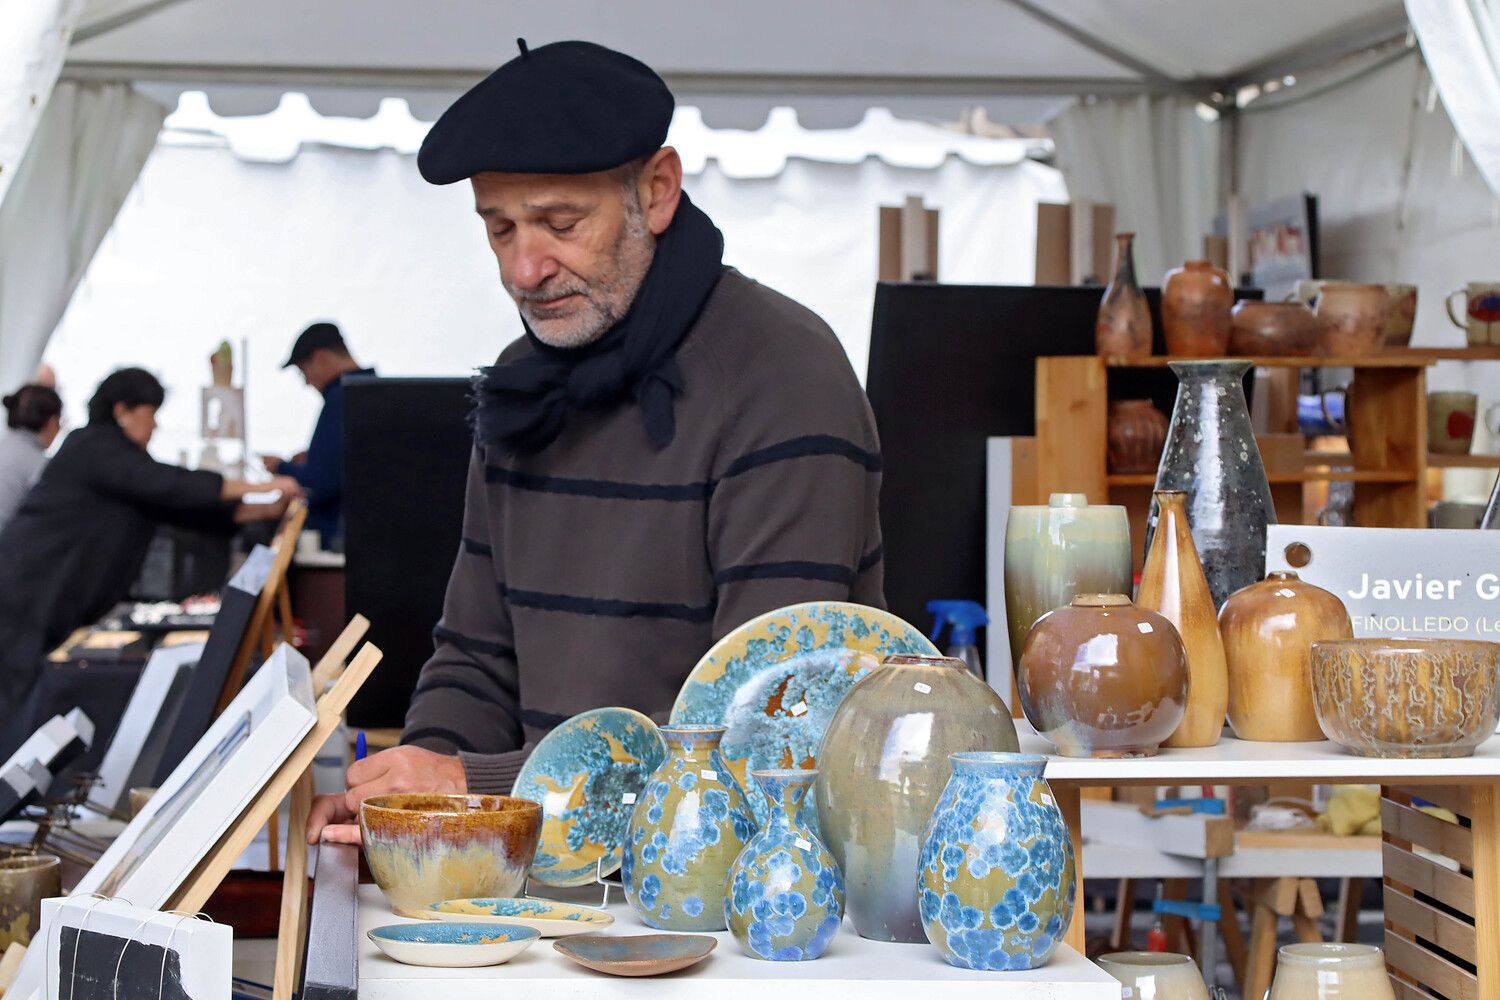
[0,367,301,755]
[0,384,63,531]
[261,322,373,548]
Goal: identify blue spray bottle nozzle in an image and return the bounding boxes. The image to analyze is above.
[926,600,989,648]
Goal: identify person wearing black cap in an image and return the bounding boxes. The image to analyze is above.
[309,40,885,842]
[261,322,373,546]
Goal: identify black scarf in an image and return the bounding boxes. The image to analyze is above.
[473,192,724,454]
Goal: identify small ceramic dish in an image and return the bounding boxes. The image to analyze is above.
[396,896,615,937]
[553,933,716,977]
[367,922,539,968]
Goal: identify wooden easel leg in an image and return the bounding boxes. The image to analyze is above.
[1244,877,1296,1000]
[267,812,281,873]
[277,582,295,645]
[1111,878,1135,950]
[1471,785,1500,1000]
[1054,783,1086,954]
[1216,881,1249,991]
[273,770,315,1000]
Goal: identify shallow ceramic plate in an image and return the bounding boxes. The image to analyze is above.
[670,601,936,824]
[511,707,667,886]
[396,897,616,937]
[366,922,539,968]
[553,933,716,977]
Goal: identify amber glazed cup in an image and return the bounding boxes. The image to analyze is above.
[1310,638,1500,758]
[0,854,61,948]
[361,794,542,912]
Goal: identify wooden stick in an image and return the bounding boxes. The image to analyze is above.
[0,942,26,994]
[311,615,369,694]
[274,770,316,1000]
[217,499,308,714]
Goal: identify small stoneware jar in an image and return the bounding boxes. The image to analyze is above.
[1162,260,1232,356]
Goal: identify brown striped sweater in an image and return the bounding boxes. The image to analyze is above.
[401,268,885,793]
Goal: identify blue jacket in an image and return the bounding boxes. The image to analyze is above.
[277,368,373,543]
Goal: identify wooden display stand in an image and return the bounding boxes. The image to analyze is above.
[218,498,308,715]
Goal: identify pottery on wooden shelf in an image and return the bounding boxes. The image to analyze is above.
[725,770,844,961]
[1315,282,1389,356]
[814,654,1018,943]
[622,726,757,931]
[1384,283,1418,348]
[1099,952,1211,1000]
[1161,260,1232,356]
[1003,493,1132,669]
[0,854,60,949]
[1138,490,1228,749]
[1107,400,1168,474]
[1310,638,1500,758]
[1017,594,1188,758]
[1268,943,1397,1000]
[1096,233,1153,359]
[1148,359,1277,608]
[917,752,1075,972]
[1228,300,1321,357]
[1219,571,1353,742]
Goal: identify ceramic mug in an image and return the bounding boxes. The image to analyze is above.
[1429,501,1487,530]
[1446,282,1500,346]
[1428,391,1479,455]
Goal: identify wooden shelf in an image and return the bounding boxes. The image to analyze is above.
[1429,453,1500,468]
[1102,354,1432,368]
[1398,346,1500,362]
[1106,469,1416,487]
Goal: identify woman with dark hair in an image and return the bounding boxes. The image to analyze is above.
[0,382,63,531]
[0,368,301,749]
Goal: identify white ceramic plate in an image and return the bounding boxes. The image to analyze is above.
[395,896,616,938]
[367,921,539,967]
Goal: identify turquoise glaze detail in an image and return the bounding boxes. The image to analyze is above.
[367,922,539,945]
[725,770,844,961]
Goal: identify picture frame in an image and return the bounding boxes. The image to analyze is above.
[0,709,96,802]
[39,896,231,1000]
[86,643,204,818]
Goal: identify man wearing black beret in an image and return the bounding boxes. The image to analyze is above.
[311,40,885,840]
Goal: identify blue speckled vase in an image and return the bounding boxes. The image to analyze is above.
[725,770,845,961]
[622,726,757,931]
[917,752,1075,971]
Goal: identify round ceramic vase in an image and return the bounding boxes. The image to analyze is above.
[1107,400,1169,474]
[1161,260,1232,357]
[917,752,1075,972]
[622,726,757,931]
[1003,493,1132,669]
[1099,952,1210,1000]
[814,654,1019,943]
[1268,943,1396,1000]
[725,770,844,961]
[1017,595,1188,758]
[1229,300,1321,357]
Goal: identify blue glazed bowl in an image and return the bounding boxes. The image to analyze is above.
[367,921,539,967]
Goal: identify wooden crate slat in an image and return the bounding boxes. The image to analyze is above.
[1383,798,1474,868]
[1384,885,1478,964]
[1391,785,1473,822]
[1390,976,1445,1000]
[1382,843,1476,918]
[1034,356,1108,503]
[1385,930,1479,1000]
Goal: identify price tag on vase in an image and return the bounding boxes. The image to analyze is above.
[1266,525,1500,639]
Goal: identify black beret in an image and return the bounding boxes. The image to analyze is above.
[418,39,674,184]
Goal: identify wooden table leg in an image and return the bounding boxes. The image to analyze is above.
[1472,785,1500,1000]
[1334,878,1362,943]
[1111,878,1135,950]
[1055,783,1086,954]
[1217,881,1249,991]
[1162,878,1198,960]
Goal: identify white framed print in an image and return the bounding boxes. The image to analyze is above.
[86,642,204,817]
[39,895,231,1000]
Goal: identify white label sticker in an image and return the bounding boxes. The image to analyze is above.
[914,682,933,694]
[1137,622,1154,634]
[794,837,813,852]
[622,792,637,805]
[789,701,808,716]
[701,770,719,781]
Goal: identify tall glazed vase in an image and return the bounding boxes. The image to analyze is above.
[622,725,757,931]
[1096,233,1153,359]
[1138,490,1228,748]
[725,770,845,961]
[814,654,1018,943]
[918,752,1075,971]
[1148,359,1276,608]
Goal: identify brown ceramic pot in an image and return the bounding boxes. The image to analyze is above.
[1315,283,1389,356]
[1162,260,1232,356]
[1017,594,1188,758]
[1218,571,1353,742]
[1384,284,1418,347]
[1137,490,1228,748]
[1096,233,1153,359]
[1228,301,1320,357]
[1107,400,1168,474]
[0,854,61,949]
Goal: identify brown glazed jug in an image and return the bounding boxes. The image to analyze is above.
[1107,400,1168,474]
[1096,233,1153,359]
[1137,490,1228,748]
[1315,283,1389,356]
[1161,260,1232,356]
[1219,571,1353,742]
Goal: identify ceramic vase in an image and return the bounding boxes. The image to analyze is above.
[1096,233,1153,359]
[1315,283,1388,356]
[725,770,844,961]
[1148,359,1277,608]
[918,752,1075,971]
[1138,490,1228,748]
[1003,493,1132,669]
[0,855,60,949]
[1268,943,1396,1000]
[1017,594,1188,758]
[1099,952,1211,1000]
[623,725,757,931]
[1161,260,1232,356]
[1107,400,1168,474]
[814,654,1019,943]
[1219,571,1352,742]
[1229,300,1320,357]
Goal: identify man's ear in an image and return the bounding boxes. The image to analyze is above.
[640,147,683,236]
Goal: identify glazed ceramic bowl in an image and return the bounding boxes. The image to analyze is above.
[553,933,717,977]
[1269,943,1396,1000]
[1310,638,1500,758]
[361,794,542,912]
[367,921,539,967]
[1098,952,1210,1000]
[406,897,614,937]
[1229,300,1320,357]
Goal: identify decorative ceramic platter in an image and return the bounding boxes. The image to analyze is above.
[367,922,539,968]
[670,602,937,824]
[512,707,667,886]
[397,897,615,937]
[553,933,716,977]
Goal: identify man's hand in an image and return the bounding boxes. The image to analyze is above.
[260,454,284,474]
[268,474,303,498]
[305,745,467,844]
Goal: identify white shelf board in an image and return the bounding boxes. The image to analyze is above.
[1082,841,1381,880]
[357,885,1119,999]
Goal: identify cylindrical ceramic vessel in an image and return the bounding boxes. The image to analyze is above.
[1098,952,1211,1000]
[1161,260,1232,356]
[623,726,757,930]
[1096,233,1153,359]
[1428,390,1479,455]
[1219,571,1352,742]
[725,770,844,961]
[918,752,1075,971]
[1229,300,1320,356]
[815,654,1019,943]
[1017,595,1187,758]
[1315,283,1389,356]
[1107,400,1168,474]
[0,854,61,949]
[1268,943,1397,1000]
[1003,493,1132,668]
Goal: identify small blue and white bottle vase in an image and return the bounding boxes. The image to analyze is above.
[724,769,845,961]
[917,751,1076,971]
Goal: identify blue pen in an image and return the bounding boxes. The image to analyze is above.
[355,730,367,762]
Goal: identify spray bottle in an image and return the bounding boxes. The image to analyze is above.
[926,600,988,678]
